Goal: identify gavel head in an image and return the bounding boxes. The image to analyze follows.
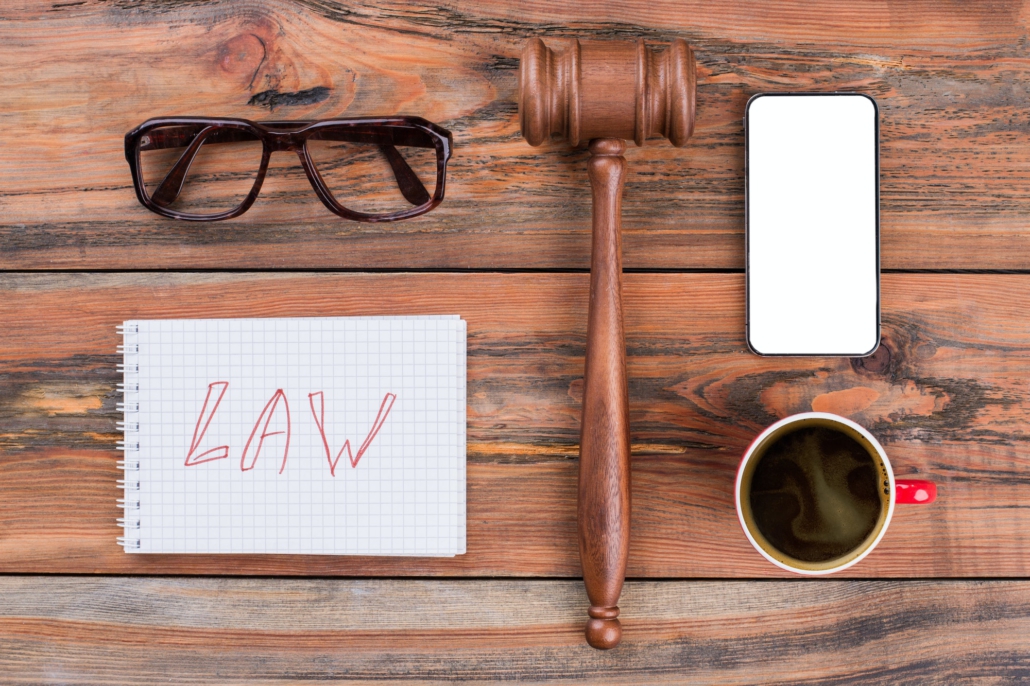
[519,37,696,148]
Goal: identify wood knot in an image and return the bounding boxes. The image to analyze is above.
[217,33,267,85]
[851,338,891,375]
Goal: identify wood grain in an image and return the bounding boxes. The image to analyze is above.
[2,0,1030,269]
[2,272,1029,577]
[4,1,1028,679]
[2,576,1029,684]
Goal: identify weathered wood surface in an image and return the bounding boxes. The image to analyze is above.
[2,272,1028,577]
[3,0,1030,269]
[2,577,1029,684]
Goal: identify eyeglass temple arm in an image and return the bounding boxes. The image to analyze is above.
[144,126,431,209]
[147,126,221,208]
[376,144,430,206]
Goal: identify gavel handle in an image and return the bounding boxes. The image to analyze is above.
[580,138,631,650]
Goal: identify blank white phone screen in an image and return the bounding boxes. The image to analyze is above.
[746,94,879,356]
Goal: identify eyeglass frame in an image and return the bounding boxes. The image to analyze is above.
[124,115,453,222]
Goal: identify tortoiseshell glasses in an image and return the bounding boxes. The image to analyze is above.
[125,116,452,222]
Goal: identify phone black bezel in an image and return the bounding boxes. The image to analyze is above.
[744,91,881,358]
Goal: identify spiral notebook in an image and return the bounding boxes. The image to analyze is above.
[118,316,466,556]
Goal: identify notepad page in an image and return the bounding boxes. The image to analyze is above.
[119,317,466,556]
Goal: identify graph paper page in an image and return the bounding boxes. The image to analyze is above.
[120,317,466,556]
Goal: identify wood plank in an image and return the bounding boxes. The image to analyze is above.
[1,272,1029,577]
[1,576,1029,684]
[2,0,1030,269]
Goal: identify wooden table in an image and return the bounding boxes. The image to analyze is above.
[3,1,1030,682]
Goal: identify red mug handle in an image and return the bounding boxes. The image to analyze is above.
[896,479,936,505]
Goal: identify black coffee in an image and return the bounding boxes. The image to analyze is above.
[749,426,883,563]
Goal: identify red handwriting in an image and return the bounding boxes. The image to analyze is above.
[240,389,291,474]
[309,392,397,475]
[184,381,230,466]
[185,385,395,474]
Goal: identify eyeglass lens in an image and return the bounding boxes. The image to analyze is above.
[305,126,439,215]
[139,125,263,216]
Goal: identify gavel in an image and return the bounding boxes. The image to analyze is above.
[518,37,696,649]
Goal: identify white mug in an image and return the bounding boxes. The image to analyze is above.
[735,412,936,575]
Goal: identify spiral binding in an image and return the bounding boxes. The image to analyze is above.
[116,323,142,551]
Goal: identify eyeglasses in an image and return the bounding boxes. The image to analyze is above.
[124,116,452,222]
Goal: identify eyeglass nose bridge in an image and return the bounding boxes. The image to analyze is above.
[264,129,306,153]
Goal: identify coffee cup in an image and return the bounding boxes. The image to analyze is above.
[735,412,936,575]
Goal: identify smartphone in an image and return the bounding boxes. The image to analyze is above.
[745,92,879,356]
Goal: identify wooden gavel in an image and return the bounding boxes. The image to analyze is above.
[519,37,696,649]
